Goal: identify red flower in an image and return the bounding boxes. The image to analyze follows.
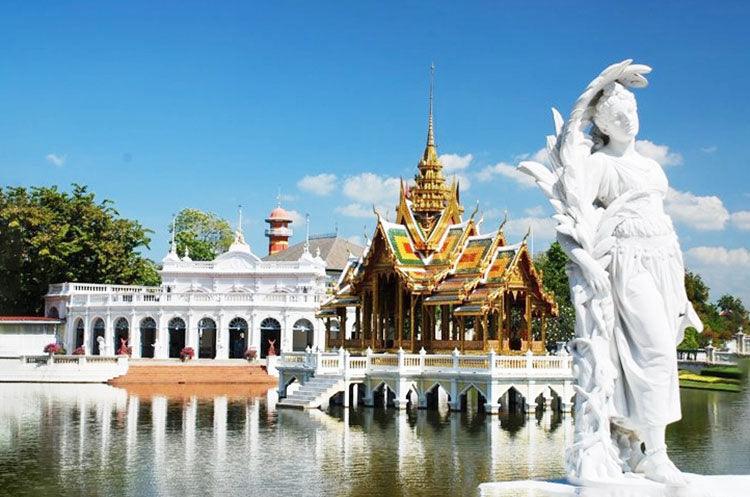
[43,343,60,354]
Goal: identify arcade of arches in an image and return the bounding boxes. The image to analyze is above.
[70,314,314,359]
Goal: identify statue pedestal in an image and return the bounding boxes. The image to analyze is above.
[479,474,750,497]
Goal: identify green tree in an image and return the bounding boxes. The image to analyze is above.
[0,184,160,315]
[171,208,233,261]
[534,242,575,347]
[717,294,749,334]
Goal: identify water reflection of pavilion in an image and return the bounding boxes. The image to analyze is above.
[0,384,573,496]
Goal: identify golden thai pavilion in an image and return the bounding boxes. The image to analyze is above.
[320,91,557,355]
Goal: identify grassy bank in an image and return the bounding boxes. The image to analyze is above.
[678,368,744,393]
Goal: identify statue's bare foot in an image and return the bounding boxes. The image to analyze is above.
[634,448,687,486]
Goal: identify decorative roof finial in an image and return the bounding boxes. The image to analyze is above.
[276,188,282,208]
[428,61,435,147]
[304,213,310,253]
[237,204,243,235]
[169,213,177,254]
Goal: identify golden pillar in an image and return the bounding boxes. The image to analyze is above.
[524,292,532,351]
[482,313,489,352]
[397,284,404,349]
[339,308,346,349]
[372,278,378,349]
[410,295,416,352]
[356,303,363,349]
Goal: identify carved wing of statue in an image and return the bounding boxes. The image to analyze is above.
[518,59,652,323]
[517,60,653,483]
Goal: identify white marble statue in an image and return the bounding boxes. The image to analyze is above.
[518,60,702,486]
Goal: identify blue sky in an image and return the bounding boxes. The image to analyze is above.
[1,1,748,303]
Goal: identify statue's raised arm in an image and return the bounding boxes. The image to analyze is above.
[518,60,700,487]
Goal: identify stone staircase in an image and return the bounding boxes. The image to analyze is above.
[277,375,345,410]
[108,362,276,386]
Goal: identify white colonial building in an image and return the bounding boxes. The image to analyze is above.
[44,225,328,360]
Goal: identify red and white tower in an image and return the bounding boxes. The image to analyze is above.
[265,200,293,255]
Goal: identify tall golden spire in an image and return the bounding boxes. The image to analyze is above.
[422,62,439,164]
[411,63,449,230]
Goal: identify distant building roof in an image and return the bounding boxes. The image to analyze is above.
[266,206,293,222]
[263,235,364,272]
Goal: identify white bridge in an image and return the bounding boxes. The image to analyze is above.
[275,348,575,414]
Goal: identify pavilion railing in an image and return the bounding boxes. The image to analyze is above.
[277,347,572,379]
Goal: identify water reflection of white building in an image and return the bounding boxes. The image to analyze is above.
[0,384,575,496]
[44,210,329,359]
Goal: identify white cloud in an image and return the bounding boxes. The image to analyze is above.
[46,153,65,167]
[286,209,306,227]
[335,203,374,219]
[453,173,471,191]
[504,216,557,241]
[635,140,683,167]
[731,211,750,231]
[686,246,750,267]
[665,188,729,231]
[700,146,718,154]
[685,246,750,305]
[439,153,473,173]
[477,162,537,188]
[297,173,337,196]
[524,205,546,217]
[342,173,401,206]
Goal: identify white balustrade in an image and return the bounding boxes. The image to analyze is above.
[63,290,325,309]
[277,350,573,379]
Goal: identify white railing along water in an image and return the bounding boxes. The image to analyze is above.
[277,348,573,379]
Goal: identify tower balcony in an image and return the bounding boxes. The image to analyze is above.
[265,227,293,237]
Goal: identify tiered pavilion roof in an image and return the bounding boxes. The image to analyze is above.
[321,83,556,355]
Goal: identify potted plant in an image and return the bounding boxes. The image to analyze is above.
[179,347,195,362]
[72,346,86,356]
[244,347,257,362]
[43,343,60,355]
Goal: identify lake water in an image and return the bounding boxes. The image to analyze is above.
[1,362,748,497]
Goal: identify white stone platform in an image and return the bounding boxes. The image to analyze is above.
[479,474,750,497]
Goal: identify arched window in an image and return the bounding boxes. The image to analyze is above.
[229,317,248,333]
[260,317,281,332]
[140,317,157,358]
[228,317,248,359]
[114,317,130,355]
[260,317,281,358]
[48,306,59,319]
[168,317,186,358]
[198,317,217,359]
[74,318,84,349]
[92,318,105,355]
[292,318,314,352]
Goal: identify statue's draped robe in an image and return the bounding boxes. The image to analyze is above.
[586,153,701,428]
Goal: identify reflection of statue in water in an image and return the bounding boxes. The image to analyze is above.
[267,339,277,357]
[519,60,701,485]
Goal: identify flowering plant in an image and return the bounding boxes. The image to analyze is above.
[179,347,195,361]
[72,346,86,356]
[43,343,60,354]
[244,348,257,361]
